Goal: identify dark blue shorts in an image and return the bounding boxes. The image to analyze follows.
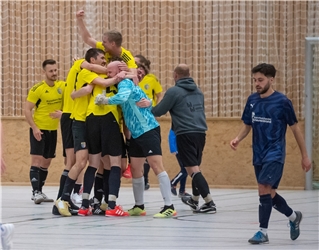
[254,162,284,189]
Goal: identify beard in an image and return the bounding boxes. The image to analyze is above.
[256,81,270,94]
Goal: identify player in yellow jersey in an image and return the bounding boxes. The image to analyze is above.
[25,59,64,205]
[76,9,137,77]
[55,48,123,217]
[134,55,163,190]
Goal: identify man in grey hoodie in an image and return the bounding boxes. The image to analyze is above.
[151,64,216,213]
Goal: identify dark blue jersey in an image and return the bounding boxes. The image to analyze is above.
[242,91,298,165]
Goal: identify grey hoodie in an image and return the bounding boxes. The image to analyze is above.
[152,77,207,135]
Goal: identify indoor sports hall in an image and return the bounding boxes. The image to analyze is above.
[1,1,318,249]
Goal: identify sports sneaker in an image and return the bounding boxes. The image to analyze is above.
[71,193,82,204]
[128,206,146,216]
[153,205,177,218]
[89,197,101,207]
[171,185,177,196]
[181,196,199,211]
[78,206,92,216]
[248,231,269,244]
[122,164,132,178]
[33,191,44,204]
[92,204,105,215]
[289,211,302,240]
[178,192,192,198]
[1,223,14,250]
[194,200,217,214]
[105,205,130,217]
[52,204,78,216]
[40,192,54,202]
[144,183,150,190]
[55,198,71,217]
[100,202,108,211]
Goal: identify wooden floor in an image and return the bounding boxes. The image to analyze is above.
[1,186,318,250]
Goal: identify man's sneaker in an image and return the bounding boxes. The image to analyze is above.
[178,192,192,198]
[40,192,54,202]
[127,206,146,216]
[78,206,92,216]
[71,193,82,204]
[52,204,78,216]
[248,231,269,244]
[144,183,150,190]
[181,196,199,211]
[289,211,302,240]
[105,205,130,217]
[153,205,177,218]
[1,223,14,250]
[33,191,44,204]
[122,164,132,178]
[89,197,101,207]
[194,201,217,214]
[92,204,105,215]
[55,198,71,217]
[171,185,177,196]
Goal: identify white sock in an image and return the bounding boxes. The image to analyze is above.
[288,211,297,222]
[132,177,144,206]
[259,228,268,235]
[157,171,172,206]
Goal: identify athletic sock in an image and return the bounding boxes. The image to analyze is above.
[157,171,172,206]
[61,176,76,202]
[132,177,144,206]
[82,166,97,204]
[29,166,40,193]
[73,183,81,194]
[57,169,69,199]
[38,167,48,192]
[191,172,211,202]
[259,194,272,229]
[272,193,294,218]
[103,169,110,203]
[94,173,104,202]
[108,166,121,198]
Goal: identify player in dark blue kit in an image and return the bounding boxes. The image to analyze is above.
[230,63,312,245]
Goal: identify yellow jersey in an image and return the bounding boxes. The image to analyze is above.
[27,80,65,130]
[86,74,120,123]
[96,42,137,69]
[139,74,163,107]
[70,69,97,122]
[63,59,85,113]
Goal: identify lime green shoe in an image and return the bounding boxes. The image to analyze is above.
[128,206,146,216]
[153,206,177,218]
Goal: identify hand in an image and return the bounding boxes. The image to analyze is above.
[95,93,108,105]
[32,127,43,141]
[132,75,139,86]
[118,62,129,72]
[136,98,152,108]
[72,56,80,62]
[301,157,312,172]
[116,71,126,81]
[49,110,62,119]
[230,138,240,150]
[76,10,85,19]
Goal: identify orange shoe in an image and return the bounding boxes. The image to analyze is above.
[122,164,132,179]
[105,205,130,217]
[78,206,92,216]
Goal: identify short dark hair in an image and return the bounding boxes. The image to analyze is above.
[137,63,149,75]
[42,59,56,69]
[251,63,277,78]
[104,30,122,47]
[84,48,105,63]
[135,54,151,71]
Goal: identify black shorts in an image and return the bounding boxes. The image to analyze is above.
[86,113,122,157]
[129,126,162,157]
[72,120,88,153]
[29,128,57,159]
[61,113,74,157]
[121,133,127,158]
[176,132,206,167]
[254,162,284,189]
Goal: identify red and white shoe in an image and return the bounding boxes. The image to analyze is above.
[105,205,130,217]
[122,164,132,179]
[78,206,92,216]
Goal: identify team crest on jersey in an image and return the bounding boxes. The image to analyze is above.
[57,88,62,94]
[144,84,150,90]
[81,142,86,148]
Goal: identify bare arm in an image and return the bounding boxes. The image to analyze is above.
[229,124,251,150]
[71,84,94,100]
[76,10,97,48]
[155,92,163,104]
[91,76,119,88]
[24,101,43,141]
[289,123,312,172]
[81,61,107,74]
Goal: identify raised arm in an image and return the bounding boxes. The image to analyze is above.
[76,10,97,48]
[81,61,107,74]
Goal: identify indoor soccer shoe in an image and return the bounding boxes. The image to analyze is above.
[52,204,78,216]
[181,196,199,211]
[290,211,302,240]
[78,206,92,216]
[105,205,129,217]
[127,206,146,216]
[153,205,177,218]
[248,231,269,244]
[33,191,44,204]
[178,192,192,198]
[40,192,54,202]
[55,198,71,217]
[122,164,132,178]
[194,201,217,214]
[92,204,105,215]
[1,223,14,250]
